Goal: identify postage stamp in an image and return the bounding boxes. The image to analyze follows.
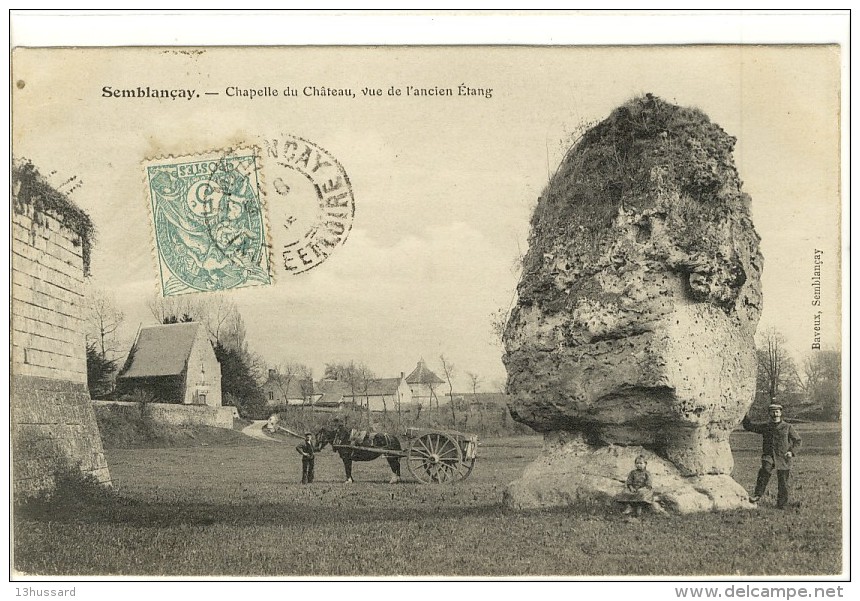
[144,149,272,296]
[261,134,355,274]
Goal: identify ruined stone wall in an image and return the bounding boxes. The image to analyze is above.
[11,200,111,498]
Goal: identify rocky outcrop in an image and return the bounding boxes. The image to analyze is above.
[502,95,762,512]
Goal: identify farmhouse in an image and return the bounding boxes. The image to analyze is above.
[315,373,413,413]
[116,322,222,406]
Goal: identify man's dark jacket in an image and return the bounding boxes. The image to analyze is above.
[296,440,315,458]
[742,415,802,470]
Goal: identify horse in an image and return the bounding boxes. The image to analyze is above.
[315,423,403,484]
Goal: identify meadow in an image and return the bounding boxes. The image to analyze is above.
[13,423,842,577]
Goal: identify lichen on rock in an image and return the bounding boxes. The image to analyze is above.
[503,94,762,512]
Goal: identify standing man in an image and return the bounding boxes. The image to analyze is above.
[742,402,802,509]
[296,431,316,484]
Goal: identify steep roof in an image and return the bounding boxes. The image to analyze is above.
[315,379,351,396]
[406,359,444,385]
[353,377,402,397]
[119,322,203,378]
[315,377,403,397]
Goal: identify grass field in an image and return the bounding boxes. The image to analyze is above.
[13,424,842,577]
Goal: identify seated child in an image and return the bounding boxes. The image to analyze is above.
[617,454,660,517]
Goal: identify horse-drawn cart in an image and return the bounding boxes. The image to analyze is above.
[331,427,479,484]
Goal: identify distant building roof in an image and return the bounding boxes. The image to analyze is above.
[315,379,351,396]
[315,377,403,398]
[119,322,202,378]
[352,377,402,397]
[406,359,444,385]
[316,392,345,407]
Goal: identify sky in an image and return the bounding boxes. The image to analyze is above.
[11,44,843,392]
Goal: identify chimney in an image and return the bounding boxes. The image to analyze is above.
[400,371,405,380]
[268,368,276,379]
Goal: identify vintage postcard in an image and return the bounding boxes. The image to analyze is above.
[9,16,848,588]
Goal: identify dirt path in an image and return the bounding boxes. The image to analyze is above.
[240,420,282,442]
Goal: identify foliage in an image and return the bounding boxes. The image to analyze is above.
[215,341,265,418]
[12,158,95,274]
[86,341,117,399]
[163,314,194,324]
[800,350,841,421]
[13,425,841,576]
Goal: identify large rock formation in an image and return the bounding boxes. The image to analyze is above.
[502,95,762,513]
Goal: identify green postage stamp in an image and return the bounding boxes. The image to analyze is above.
[144,149,272,296]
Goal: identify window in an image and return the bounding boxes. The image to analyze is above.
[268,391,274,401]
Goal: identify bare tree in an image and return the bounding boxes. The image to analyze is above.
[355,363,376,425]
[756,327,799,402]
[272,361,312,407]
[221,310,248,355]
[198,295,238,347]
[325,361,360,412]
[467,371,483,429]
[439,355,457,425]
[147,294,201,324]
[84,286,125,360]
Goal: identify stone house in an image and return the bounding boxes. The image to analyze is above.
[309,373,412,413]
[342,373,413,413]
[405,359,445,405]
[116,322,222,406]
[10,159,111,497]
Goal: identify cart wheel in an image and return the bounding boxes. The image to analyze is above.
[453,457,476,481]
[407,432,462,484]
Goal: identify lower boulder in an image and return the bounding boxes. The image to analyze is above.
[502,432,754,514]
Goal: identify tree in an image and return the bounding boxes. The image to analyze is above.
[163,314,194,324]
[199,296,239,348]
[439,355,457,425]
[355,363,376,424]
[84,286,124,360]
[755,327,799,412]
[271,362,312,407]
[325,361,360,409]
[215,341,265,417]
[86,340,117,399]
[801,349,841,420]
[467,371,483,429]
[148,294,201,325]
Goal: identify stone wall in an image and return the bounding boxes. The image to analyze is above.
[11,177,111,499]
[11,207,88,382]
[93,401,235,429]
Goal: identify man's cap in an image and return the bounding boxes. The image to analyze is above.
[304,431,313,436]
[768,404,783,411]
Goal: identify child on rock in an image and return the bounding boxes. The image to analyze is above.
[617,455,660,517]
